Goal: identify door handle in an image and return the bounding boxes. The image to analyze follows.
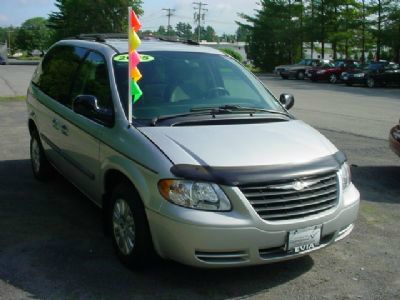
[60,124,68,136]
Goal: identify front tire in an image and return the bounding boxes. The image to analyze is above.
[109,182,154,268]
[366,77,375,88]
[30,130,52,181]
[329,74,338,84]
[296,71,305,80]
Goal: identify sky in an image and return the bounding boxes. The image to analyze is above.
[0,0,258,35]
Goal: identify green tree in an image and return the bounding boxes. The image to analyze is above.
[175,22,192,40]
[220,48,243,62]
[236,26,250,42]
[15,17,52,53]
[381,0,400,62]
[238,0,303,70]
[156,25,167,36]
[48,0,143,41]
[193,25,217,42]
[0,26,18,55]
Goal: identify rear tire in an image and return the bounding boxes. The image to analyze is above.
[109,181,155,269]
[30,130,53,181]
[296,71,305,80]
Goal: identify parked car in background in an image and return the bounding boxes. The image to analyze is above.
[306,59,359,84]
[389,119,400,157]
[341,62,400,88]
[275,59,321,80]
[0,56,6,65]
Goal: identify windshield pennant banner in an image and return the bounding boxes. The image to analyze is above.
[128,7,142,120]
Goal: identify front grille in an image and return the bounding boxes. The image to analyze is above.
[239,172,339,221]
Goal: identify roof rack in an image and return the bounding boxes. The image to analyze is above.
[63,33,199,46]
[65,33,128,42]
[158,36,199,45]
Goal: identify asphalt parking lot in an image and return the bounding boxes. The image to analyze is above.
[0,69,400,299]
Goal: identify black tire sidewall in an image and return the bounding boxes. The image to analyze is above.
[30,131,51,181]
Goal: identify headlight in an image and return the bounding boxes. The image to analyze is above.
[317,70,326,74]
[338,162,351,190]
[354,73,365,78]
[158,180,231,211]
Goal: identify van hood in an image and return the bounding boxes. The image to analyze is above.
[138,120,338,168]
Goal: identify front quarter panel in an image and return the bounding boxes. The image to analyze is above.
[99,125,173,211]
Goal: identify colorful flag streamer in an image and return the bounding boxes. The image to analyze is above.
[128,7,142,111]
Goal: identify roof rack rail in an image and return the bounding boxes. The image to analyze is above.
[64,33,128,42]
[158,36,199,46]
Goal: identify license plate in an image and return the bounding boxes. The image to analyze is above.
[287,225,322,253]
[343,76,348,80]
[307,73,312,77]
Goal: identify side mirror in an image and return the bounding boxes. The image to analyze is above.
[279,93,295,110]
[72,95,114,126]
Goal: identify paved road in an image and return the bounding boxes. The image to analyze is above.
[0,65,36,97]
[0,73,400,299]
[260,75,399,140]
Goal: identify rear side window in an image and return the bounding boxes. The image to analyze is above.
[34,45,87,106]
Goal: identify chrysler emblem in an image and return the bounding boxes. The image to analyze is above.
[268,179,321,191]
[293,180,307,191]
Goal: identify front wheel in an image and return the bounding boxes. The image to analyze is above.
[366,77,375,88]
[109,182,154,268]
[296,71,305,80]
[329,74,338,84]
[30,131,53,181]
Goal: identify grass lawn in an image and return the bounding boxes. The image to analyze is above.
[0,96,26,102]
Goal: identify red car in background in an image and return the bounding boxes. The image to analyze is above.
[306,59,360,83]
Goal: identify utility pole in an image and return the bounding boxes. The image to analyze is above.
[311,0,314,59]
[193,2,208,43]
[162,8,175,36]
[7,30,12,55]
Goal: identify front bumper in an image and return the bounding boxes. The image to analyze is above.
[341,75,366,85]
[147,184,360,268]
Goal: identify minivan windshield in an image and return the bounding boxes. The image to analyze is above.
[113,51,285,120]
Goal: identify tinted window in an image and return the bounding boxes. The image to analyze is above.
[71,51,113,110]
[35,45,87,106]
[113,51,284,120]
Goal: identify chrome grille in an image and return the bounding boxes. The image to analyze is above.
[239,172,339,221]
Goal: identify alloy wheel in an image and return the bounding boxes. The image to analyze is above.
[367,77,375,88]
[112,198,136,255]
[329,74,338,84]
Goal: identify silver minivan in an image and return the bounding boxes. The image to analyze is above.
[27,36,360,268]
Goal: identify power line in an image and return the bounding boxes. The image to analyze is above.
[193,2,208,42]
[162,8,175,36]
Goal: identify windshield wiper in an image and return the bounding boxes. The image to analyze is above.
[191,104,289,116]
[150,109,232,126]
[151,105,289,126]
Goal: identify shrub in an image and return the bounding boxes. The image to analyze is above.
[220,48,243,63]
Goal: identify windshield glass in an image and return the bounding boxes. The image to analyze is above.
[113,51,284,120]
